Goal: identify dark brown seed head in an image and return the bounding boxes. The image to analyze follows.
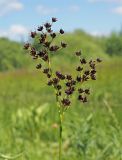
[58,91,62,96]
[24,43,30,50]
[42,54,48,61]
[56,91,62,96]
[37,50,46,57]
[90,63,95,69]
[43,68,49,74]
[36,64,42,69]
[66,82,71,87]
[39,34,47,43]
[71,80,76,85]
[56,71,65,80]
[78,95,83,101]
[82,96,87,103]
[75,51,81,56]
[52,17,57,22]
[50,45,59,52]
[76,66,83,71]
[84,89,90,94]
[47,28,52,33]
[30,31,36,38]
[91,69,96,74]
[65,88,73,95]
[50,33,56,38]
[61,42,67,48]
[61,98,71,106]
[76,76,82,82]
[44,22,51,29]
[78,95,87,103]
[30,47,36,56]
[60,29,64,34]
[89,60,96,69]
[47,74,51,78]
[24,18,101,106]
[56,71,61,77]
[37,26,43,31]
[66,74,72,80]
[84,70,90,75]
[41,33,47,39]
[96,58,102,63]
[82,74,89,81]
[39,38,44,44]
[47,80,53,86]
[57,85,62,90]
[78,88,84,93]
[80,58,87,64]
[52,78,59,85]
[44,41,51,48]
[91,74,96,80]
[89,60,92,64]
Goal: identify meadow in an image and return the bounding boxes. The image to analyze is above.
[0,31,122,160]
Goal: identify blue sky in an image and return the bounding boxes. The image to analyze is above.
[0,0,122,41]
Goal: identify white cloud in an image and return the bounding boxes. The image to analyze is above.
[10,25,28,35]
[0,30,8,37]
[112,6,122,14]
[0,24,28,41]
[36,5,58,15]
[0,0,23,17]
[89,0,122,2]
[90,31,109,36]
[69,5,80,12]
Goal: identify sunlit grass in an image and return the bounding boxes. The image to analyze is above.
[0,57,122,159]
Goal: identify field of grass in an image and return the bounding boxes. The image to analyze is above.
[0,56,122,160]
[0,30,109,72]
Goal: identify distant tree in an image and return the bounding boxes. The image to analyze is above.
[119,25,122,36]
[105,32,122,56]
[0,38,31,71]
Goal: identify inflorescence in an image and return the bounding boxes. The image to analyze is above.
[24,17,102,108]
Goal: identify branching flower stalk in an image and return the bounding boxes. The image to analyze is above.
[24,17,102,160]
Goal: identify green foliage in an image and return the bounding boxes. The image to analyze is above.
[0,38,31,71]
[0,30,109,71]
[0,58,122,159]
[1,29,122,72]
[104,32,122,56]
[0,28,122,159]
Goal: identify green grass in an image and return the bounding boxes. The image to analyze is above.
[0,57,122,160]
[0,29,121,159]
[0,30,109,72]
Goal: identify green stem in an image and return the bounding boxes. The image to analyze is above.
[59,112,63,160]
[0,152,23,159]
[56,93,63,160]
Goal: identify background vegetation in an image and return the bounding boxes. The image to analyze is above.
[0,30,122,159]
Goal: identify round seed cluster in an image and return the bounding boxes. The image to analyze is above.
[24,18,102,108]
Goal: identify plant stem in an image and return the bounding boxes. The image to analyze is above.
[56,93,63,160]
[59,112,63,160]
